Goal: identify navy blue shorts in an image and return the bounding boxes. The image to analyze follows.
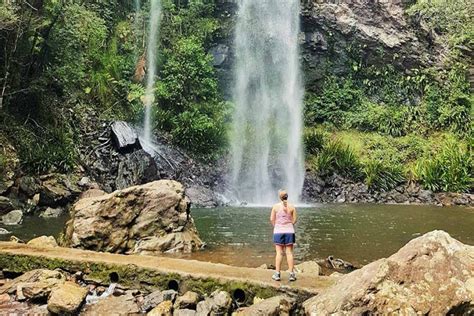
[273,233,295,245]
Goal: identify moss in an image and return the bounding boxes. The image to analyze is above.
[0,253,306,304]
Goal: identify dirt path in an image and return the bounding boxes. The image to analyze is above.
[0,242,333,295]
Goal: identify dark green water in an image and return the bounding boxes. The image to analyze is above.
[1,204,473,267]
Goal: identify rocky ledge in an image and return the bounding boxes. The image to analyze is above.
[62,180,203,254]
[303,230,474,315]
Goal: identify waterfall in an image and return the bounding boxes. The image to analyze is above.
[230,0,305,205]
[142,0,162,150]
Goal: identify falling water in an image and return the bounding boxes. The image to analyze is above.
[230,0,305,205]
[142,0,162,148]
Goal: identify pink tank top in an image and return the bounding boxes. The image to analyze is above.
[273,203,295,234]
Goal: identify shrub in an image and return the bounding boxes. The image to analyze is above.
[303,128,327,155]
[363,160,405,191]
[313,139,362,179]
[414,138,473,192]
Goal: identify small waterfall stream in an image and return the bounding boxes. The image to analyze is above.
[230,0,305,204]
[142,0,162,152]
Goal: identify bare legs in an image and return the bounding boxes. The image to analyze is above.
[275,244,295,272]
[275,245,284,272]
[286,244,294,272]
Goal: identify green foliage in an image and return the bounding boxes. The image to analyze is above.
[406,0,474,49]
[413,137,473,192]
[313,139,362,179]
[48,3,107,93]
[304,77,361,126]
[303,128,328,155]
[12,124,76,174]
[363,160,404,191]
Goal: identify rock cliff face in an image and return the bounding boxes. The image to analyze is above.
[299,0,441,88]
[62,180,203,254]
[303,230,474,315]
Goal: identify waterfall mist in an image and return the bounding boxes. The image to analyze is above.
[230,0,305,205]
[142,0,162,150]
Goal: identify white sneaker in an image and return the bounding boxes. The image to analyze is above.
[289,272,297,281]
[272,272,281,281]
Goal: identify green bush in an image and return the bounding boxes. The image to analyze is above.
[303,128,328,155]
[313,139,362,179]
[304,76,362,126]
[414,138,473,192]
[171,108,228,159]
[363,160,405,191]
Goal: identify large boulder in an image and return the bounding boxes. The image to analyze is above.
[174,291,200,310]
[47,281,88,314]
[82,292,140,315]
[38,174,79,207]
[303,230,474,315]
[62,180,203,254]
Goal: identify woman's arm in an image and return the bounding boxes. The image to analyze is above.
[292,207,297,224]
[270,207,276,226]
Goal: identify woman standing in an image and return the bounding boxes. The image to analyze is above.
[270,190,297,281]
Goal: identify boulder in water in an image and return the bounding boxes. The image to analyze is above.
[303,230,474,315]
[1,210,23,225]
[62,180,203,254]
[111,121,140,152]
[39,207,63,218]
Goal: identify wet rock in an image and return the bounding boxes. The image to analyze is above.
[27,236,58,248]
[38,174,78,207]
[148,300,173,316]
[209,44,229,67]
[234,295,295,316]
[39,207,63,218]
[115,149,159,190]
[0,196,14,215]
[0,269,65,301]
[1,210,23,225]
[83,292,140,315]
[47,281,88,314]
[294,261,321,275]
[186,185,218,208]
[0,228,11,235]
[18,176,40,197]
[303,230,474,315]
[63,180,203,254]
[173,309,196,316]
[142,290,178,312]
[174,291,200,310]
[196,290,232,315]
[111,121,140,153]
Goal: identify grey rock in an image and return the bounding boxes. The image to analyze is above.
[236,295,295,315]
[1,210,23,225]
[174,309,196,316]
[0,228,11,235]
[39,207,63,218]
[209,44,229,67]
[111,121,140,152]
[115,150,159,190]
[18,176,40,197]
[174,291,200,310]
[0,196,14,215]
[196,290,232,315]
[142,290,177,312]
